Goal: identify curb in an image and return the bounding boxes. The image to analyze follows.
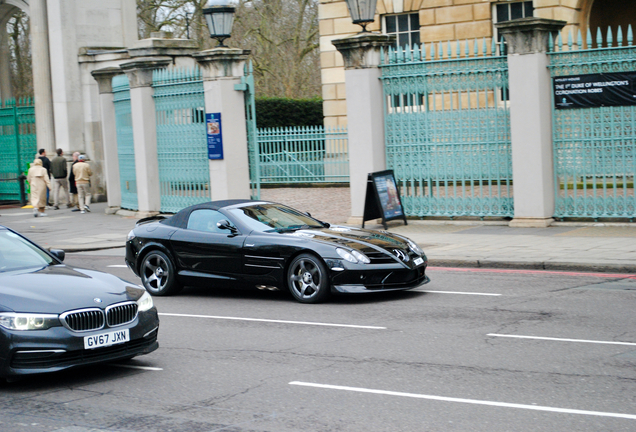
[428,259,636,274]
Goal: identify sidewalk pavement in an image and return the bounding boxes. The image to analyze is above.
[1,201,636,274]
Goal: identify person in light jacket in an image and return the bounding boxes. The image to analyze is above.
[27,158,51,217]
[72,155,92,214]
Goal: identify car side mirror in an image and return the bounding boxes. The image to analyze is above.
[49,249,65,262]
[217,219,238,234]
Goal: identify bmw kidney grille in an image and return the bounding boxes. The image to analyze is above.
[61,302,138,332]
[106,302,138,327]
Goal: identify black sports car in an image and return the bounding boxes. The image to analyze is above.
[0,225,159,380]
[126,200,429,303]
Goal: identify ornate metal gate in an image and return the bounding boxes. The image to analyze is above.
[381,40,513,218]
[549,27,636,219]
[0,98,36,202]
[112,75,138,211]
[153,67,209,213]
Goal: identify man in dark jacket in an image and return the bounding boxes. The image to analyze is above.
[50,148,72,210]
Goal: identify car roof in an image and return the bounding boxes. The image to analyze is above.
[162,199,267,228]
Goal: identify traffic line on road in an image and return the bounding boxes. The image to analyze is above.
[159,313,386,329]
[488,333,636,346]
[430,266,636,279]
[417,290,501,296]
[289,381,636,420]
[107,265,128,268]
[111,364,163,371]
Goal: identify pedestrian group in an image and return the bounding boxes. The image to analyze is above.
[27,149,92,217]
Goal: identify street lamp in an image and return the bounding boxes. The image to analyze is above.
[202,0,236,47]
[344,0,378,33]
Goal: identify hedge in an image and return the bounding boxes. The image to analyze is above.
[255,98,323,128]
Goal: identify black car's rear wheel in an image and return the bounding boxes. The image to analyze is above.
[140,250,181,296]
[287,253,330,303]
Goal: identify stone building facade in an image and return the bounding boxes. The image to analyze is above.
[319,0,636,127]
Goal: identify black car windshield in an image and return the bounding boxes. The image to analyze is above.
[0,230,56,272]
[228,203,325,233]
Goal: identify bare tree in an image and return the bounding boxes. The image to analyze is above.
[137,0,321,99]
[6,11,32,101]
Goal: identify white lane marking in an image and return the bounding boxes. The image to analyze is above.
[111,364,163,371]
[159,313,386,329]
[488,333,636,346]
[418,290,501,296]
[289,382,636,420]
[107,265,128,268]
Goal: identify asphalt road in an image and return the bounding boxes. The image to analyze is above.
[1,250,635,431]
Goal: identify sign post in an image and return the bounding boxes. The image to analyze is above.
[362,169,407,229]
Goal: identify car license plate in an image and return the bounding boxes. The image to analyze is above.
[84,329,130,350]
[414,257,424,266]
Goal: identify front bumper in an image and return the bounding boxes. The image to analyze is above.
[330,260,430,294]
[0,309,159,378]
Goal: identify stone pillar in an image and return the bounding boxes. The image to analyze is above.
[193,48,251,201]
[496,18,566,228]
[120,57,171,217]
[30,0,56,152]
[91,67,123,213]
[332,33,394,225]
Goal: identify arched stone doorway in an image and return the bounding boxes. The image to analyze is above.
[585,0,636,40]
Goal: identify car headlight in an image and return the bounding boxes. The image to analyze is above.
[137,291,154,312]
[127,230,136,241]
[351,250,370,264]
[0,313,60,331]
[336,248,370,264]
[406,238,424,255]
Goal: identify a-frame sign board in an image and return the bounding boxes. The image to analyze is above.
[362,170,407,229]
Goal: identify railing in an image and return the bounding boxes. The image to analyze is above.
[0,98,36,202]
[112,75,138,211]
[381,39,513,218]
[255,126,348,184]
[549,26,636,219]
[153,67,210,213]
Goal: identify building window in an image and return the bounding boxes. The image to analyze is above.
[496,1,533,22]
[384,13,420,49]
[494,1,534,43]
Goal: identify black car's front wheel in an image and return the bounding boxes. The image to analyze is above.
[140,250,181,296]
[287,253,330,303]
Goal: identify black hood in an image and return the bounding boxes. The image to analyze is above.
[285,226,411,253]
[0,264,145,314]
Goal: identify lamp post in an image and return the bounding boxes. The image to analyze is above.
[202,0,236,47]
[344,0,378,33]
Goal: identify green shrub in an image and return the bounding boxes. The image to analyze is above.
[255,98,323,128]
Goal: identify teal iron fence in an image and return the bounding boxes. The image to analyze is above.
[112,75,138,211]
[0,98,36,202]
[153,67,209,213]
[381,40,513,218]
[255,125,349,185]
[549,27,636,220]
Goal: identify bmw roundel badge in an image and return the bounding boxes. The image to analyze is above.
[94,298,103,303]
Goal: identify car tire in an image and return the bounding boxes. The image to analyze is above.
[140,250,182,296]
[287,253,330,304]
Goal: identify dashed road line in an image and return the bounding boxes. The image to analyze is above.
[289,381,636,420]
[488,333,636,346]
[159,313,386,329]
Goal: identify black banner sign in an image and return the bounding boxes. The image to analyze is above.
[362,170,407,229]
[554,72,636,109]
